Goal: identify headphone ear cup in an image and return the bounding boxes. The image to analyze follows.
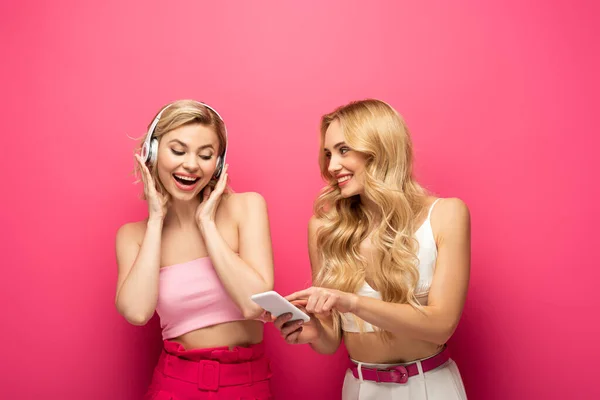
[141,142,150,163]
[148,138,159,165]
[214,156,223,178]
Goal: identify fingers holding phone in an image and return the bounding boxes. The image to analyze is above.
[273,310,321,345]
[250,291,320,345]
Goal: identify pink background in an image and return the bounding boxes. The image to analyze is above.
[1,0,598,399]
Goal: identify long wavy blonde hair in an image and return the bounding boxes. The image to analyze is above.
[313,99,429,334]
[134,99,228,202]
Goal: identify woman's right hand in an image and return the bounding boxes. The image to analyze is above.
[271,307,323,345]
[135,154,168,221]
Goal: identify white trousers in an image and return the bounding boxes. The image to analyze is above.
[342,358,467,400]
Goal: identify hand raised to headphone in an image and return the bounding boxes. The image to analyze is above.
[135,154,168,221]
[195,164,229,233]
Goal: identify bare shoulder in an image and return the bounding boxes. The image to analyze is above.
[434,197,470,221]
[430,198,471,240]
[115,220,146,248]
[226,191,267,208]
[308,214,326,235]
[224,192,268,220]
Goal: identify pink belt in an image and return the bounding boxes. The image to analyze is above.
[160,354,271,391]
[350,346,450,384]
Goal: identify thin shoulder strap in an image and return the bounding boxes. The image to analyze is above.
[427,198,443,221]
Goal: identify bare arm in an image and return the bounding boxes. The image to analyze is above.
[351,198,471,344]
[200,192,274,319]
[115,155,167,326]
[115,219,163,325]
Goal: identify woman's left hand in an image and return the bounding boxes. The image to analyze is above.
[196,164,229,229]
[285,286,359,315]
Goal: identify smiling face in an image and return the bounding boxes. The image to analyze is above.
[323,119,369,198]
[155,123,221,202]
[138,100,228,204]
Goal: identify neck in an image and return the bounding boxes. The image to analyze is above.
[164,195,202,228]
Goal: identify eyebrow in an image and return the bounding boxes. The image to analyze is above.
[168,139,214,151]
[323,141,346,152]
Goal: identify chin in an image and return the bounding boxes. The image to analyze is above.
[339,188,357,198]
[170,191,198,201]
[167,185,204,201]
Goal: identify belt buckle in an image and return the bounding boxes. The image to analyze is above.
[197,360,220,391]
[387,365,409,384]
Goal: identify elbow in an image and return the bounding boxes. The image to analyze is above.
[261,280,274,293]
[317,343,341,355]
[241,280,274,319]
[310,322,342,355]
[115,301,153,326]
[242,303,266,320]
[125,313,152,326]
[242,282,274,320]
[310,338,342,355]
[433,321,459,346]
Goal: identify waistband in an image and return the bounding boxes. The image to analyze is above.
[349,345,450,384]
[157,340,271,391]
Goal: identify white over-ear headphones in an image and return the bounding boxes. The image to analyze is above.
[140,101,228,179]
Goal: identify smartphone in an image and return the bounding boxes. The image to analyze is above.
[250,291,311,323]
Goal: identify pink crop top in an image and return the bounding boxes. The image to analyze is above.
[156,257,245,340]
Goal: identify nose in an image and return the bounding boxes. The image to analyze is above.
[327,154,342,175]
[182,154,200,171]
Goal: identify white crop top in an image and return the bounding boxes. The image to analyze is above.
[340,199,441,333]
